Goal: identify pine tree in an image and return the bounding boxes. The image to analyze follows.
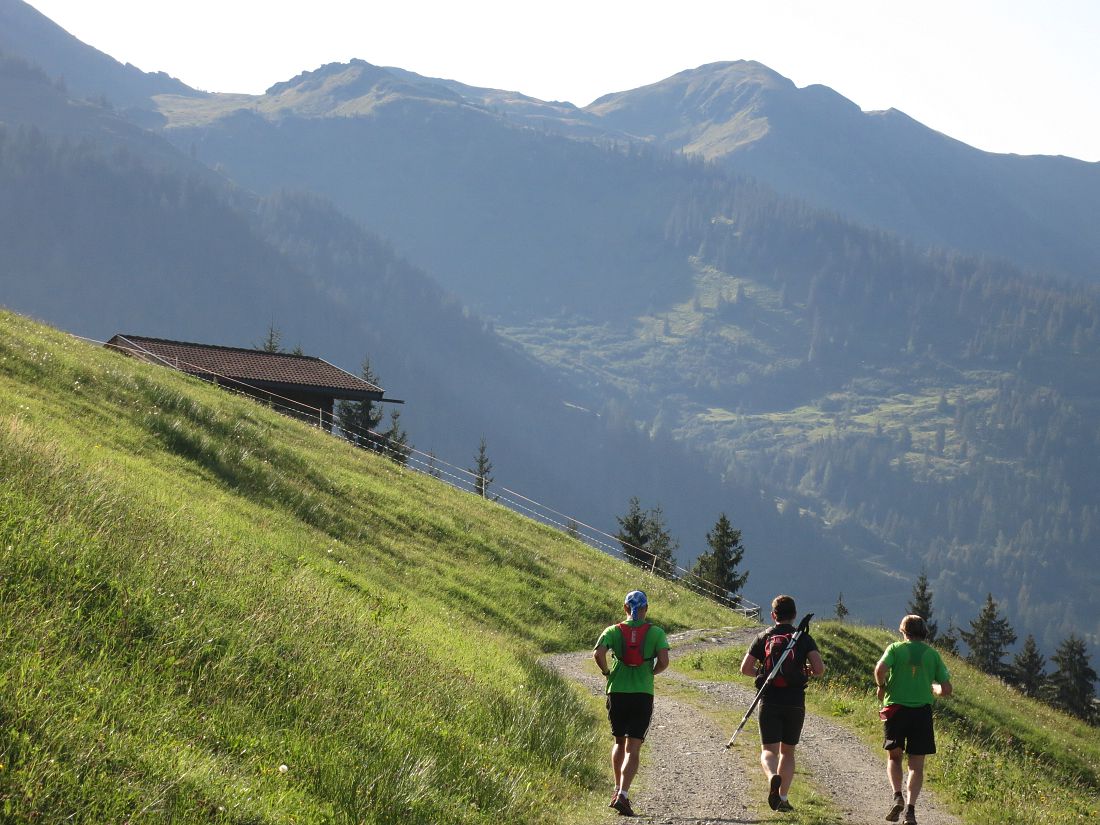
[907,570,939,642]
[259,323,282,353]
[1009,635,1047,698]
[835,592,849,622]
[936,621,961,657]
[470,437,495,499]
[425,451,442,478]
[378,409,410,465]
[960,593,1017,678]
[645,505,678,579]
[1045,634,1098,722]
[691,513,748,599]
[616,497,652,568]
[335,358,384,452]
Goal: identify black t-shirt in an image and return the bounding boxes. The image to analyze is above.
[749,623,819,707]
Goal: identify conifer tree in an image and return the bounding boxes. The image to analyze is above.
[907,570,939,642]
[936,621,961,657]
[1009,634,1047,698]
[470,437,495,499]
[960,593,1017,678]
[1045,634,1097,722]
[691,513,747,599]
[616,497,652,568]
[259,323,282,353]
[379,409,411,465]
[835,592,849,622]
[645,504,678,579]
[335,358,384,452]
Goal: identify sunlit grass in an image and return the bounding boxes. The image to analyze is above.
[0,309,737,823]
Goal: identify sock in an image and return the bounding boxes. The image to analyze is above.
[619,789,629,799]
[779,793,788,802]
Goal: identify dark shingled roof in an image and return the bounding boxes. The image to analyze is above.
[106,334,384,398]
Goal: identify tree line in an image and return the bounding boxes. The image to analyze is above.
[902,572,1097,724]
[613,497,749,609]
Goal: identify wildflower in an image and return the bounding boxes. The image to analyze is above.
[278,764,289,774]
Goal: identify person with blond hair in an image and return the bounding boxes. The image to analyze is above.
[875,614,953,825]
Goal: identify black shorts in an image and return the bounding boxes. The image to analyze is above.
[607,692,654,741]
[758,702,806,746]
[883,704,936,755]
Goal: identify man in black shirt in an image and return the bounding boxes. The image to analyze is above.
[739,595,825,812]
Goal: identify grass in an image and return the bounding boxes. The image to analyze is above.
[0,309,737,824]
[672,621,1100,825]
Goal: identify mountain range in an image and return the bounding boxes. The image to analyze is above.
[1,0,1098,658]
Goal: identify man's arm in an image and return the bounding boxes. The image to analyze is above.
[874,659,890,702]
[652,647,670,675]
[740,651,759,678]
[933,680,952,698]
[807,649,825,677]
[593,645,611,677]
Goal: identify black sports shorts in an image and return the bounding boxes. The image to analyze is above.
[758,702,806,746]
[607,692,654,741]
[883,704,936,755]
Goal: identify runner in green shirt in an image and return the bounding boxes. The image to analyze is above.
[874,615,952,825]
[593,590,670,817]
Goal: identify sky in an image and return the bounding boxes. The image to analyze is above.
[25,0,1100,162]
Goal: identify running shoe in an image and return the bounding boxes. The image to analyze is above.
[886,793,905,822]
[768,774,782,810]
[776,799,794,812]
[608,792,619,808]
[611,793,636,817]
[903,807,917,825]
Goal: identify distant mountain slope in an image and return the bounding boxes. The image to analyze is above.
[0,55,221,179]
[0,76,867,611]
[4,8,1098,657]
[587,61,1100,282]
[0,0,199,116]
[141,59,1100,655]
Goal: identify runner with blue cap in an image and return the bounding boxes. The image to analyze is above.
[593,589,671,817]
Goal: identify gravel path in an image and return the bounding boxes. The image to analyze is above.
[543,628,961,825]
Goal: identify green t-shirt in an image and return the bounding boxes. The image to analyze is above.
[596,619,670,695]
[879,640,950,707]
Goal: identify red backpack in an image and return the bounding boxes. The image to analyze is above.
[616,622,652,667]
[761,628,807,688]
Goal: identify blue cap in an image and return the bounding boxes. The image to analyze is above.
[625,590,648,620]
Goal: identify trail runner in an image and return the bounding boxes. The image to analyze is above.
[875,614,952,825]
[593,590,670,817]
[739,594,825,812]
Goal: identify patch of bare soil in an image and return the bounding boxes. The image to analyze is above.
[543,628,960,825]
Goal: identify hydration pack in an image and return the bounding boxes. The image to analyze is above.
[760,628,807,689]
[616,622,652,667]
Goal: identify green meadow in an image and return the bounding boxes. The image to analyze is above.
[0,310,737,824]
[676,621,1100,825]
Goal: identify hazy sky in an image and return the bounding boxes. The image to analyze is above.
[26,0,1100,162]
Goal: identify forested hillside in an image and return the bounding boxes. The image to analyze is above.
[142,59,1100,654]
[2,12,1098,662]
[0,89,868,612]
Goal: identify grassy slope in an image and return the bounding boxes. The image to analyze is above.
[676,622,1100,825]
[0,310,740,824]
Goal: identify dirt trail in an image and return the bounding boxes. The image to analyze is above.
[544,628,960,825]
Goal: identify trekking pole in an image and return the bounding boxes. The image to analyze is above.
[725,613,813,749]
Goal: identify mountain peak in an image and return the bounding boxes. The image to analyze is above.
[261,59,463,117]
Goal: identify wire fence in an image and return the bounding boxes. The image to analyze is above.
[90,333,761,619]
